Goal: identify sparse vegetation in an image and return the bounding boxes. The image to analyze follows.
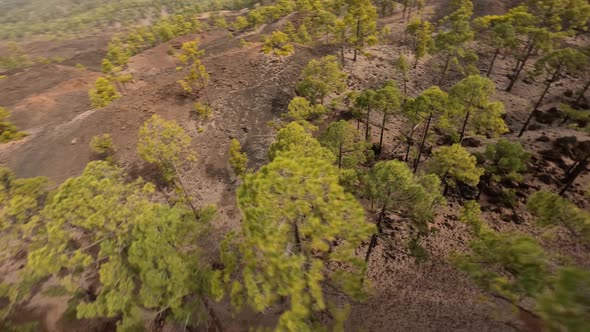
[89,77,120,108]
[89,133,116,157]
[261,31,294,56]
[0,107,27,143]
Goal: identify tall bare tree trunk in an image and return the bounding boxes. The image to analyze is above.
[379,111,388,154]
[365,205,386,264]
[459,110,471,142]
[354,18,360,62]
[487,48,500,77]
[365,104,372,141]
[438,53,452,86]
[518,64,561,137]
[413,113,432,173]
[560,154,590,196]
[506,41,534,92]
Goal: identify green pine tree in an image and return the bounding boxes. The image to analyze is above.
[428,144,484,195]
[297,55,348,104]
[222,152,374,330]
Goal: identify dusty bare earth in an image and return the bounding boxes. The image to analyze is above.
[0,2,589,332]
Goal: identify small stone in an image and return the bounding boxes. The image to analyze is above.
[71,138,78,145]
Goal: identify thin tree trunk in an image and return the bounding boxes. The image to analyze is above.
[293,222,302,252]
[354,18,360,62]
[506,41,534,92]
[438,53,452,86]
[441,171,450,196]
[403,79,408,98]
[518,65,560,137]
[379,111,388,154]
[170,160,200,223]
[404,128,415,162]
[559,154,589,196]
[402,3,407,20]
[365,104,371,141]
[365,205,386,263]
[574,80,590,107]
[341,40,345,66]
[338,141,343,169]
[487,48,500,77]
[459,110,471,142]
[413,113,432,173]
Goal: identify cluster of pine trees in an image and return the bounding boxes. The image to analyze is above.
[0,0,257,39]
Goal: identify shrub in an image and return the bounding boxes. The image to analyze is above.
[193,102,213,119]
[90,134,116,157]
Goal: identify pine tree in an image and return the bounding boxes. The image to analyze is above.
[473,9,523,77]
[518,48,588,136]
[527,191,590,243]
[453,202,548,303]
[297,23,312,44]
[282,97,327,125]
[222,152,374,330]
[89,77,120,108]
[262,31,294,56]
[374,80,402,154]
[434,0,475,85]
[320,120,372,169]
[363,160,443,264]
[105,38,130,66]
[411,20,434,68]
[101,58,115,75]
[20,161,218,331]
[456,201,590,329]
[137,115,195,182]
[175,39,207,97]
[297,55,348,104]
[345,0,378,61]
[333,18,349,64]
[0,167,51,260]
[313,7,337,44]
[0,107,27,143]
[193,101,213,120]
[90,133,116,159]
[283,21,296,40]
[537,267,590,332]
[410,86,449,172]
[228,138,248,178]
[268,122,335,162]
[233,16,249,31]
[355,88,377,141]
[483,139,530,182]
[395,54,410,98]
[428,144,484,195]
[504,1,589,92]
[444,75,508,142]
[176,39,210,102]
